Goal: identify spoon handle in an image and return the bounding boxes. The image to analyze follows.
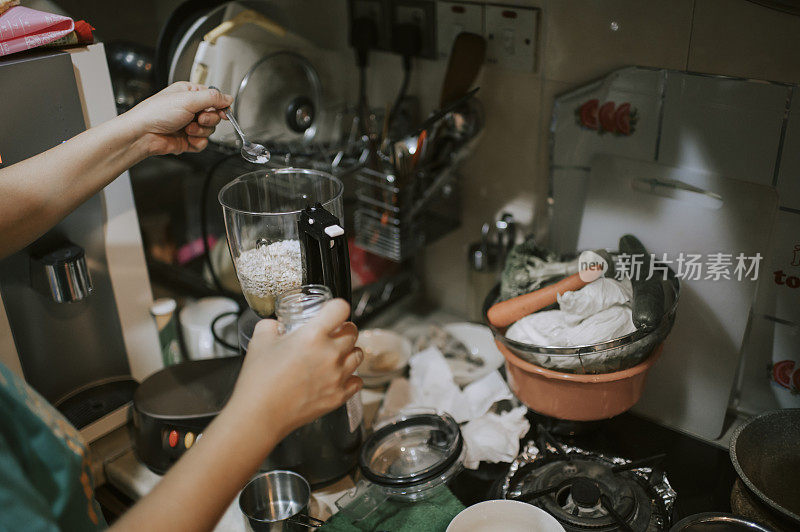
[209,86,247,143]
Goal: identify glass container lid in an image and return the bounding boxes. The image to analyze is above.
[359,412,463,488]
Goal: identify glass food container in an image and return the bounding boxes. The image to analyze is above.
[335,412,465,522]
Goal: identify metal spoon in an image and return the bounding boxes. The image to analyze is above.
[209,86,270,164]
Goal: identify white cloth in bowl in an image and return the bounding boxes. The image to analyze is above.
[506,278,636,347]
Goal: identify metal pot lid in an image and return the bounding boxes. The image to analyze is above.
[233,51,322,145]
[359,412,463,488]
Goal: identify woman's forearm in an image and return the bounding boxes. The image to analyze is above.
[111,396,286,532]
[0,114,151,259]
[0,82,230,259]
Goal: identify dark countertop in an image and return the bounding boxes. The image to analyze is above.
[449,411,737,523]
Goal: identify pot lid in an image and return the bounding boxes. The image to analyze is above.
[233,51,322,144]
[359,412,463,488]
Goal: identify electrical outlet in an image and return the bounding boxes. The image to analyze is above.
[392,0,437,59]
[351,0,391,51]
[485,5,537,71]
[437,1,483,59]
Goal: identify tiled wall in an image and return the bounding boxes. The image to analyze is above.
[417,0,800,315]
[42,0,800,315]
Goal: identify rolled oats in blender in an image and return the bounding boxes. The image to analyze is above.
[236,239,302,317]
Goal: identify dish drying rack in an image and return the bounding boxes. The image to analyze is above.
[353,138,475,262]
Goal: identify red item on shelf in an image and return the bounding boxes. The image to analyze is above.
[599,101,617,133]
[349,238,396,287]
[73,20,94,43]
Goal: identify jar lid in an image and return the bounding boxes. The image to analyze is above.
[359,412,463,488]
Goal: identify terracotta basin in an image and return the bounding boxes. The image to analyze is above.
[499,341,663,421]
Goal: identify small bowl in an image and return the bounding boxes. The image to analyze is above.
[447,500,566,532]
[355,329,412,387]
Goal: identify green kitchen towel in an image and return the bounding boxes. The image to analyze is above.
[321,485,465,532]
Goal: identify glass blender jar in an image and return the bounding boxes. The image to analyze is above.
[219,168,360,486]
[218,167,345,318]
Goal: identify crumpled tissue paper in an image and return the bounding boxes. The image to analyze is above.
[462,406,531,469]
[380,346,530,469]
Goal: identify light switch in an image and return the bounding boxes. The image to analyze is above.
[437,1,484,59]
[485,5,537,71]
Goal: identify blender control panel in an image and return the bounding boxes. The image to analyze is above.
[161,427,202,454]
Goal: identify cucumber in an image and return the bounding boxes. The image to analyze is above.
[619,234,665,331]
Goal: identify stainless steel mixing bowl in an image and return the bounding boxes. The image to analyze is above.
[483,275,680,374]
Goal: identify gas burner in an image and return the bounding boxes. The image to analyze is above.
[504,426,673,532]
[563,477,608,519]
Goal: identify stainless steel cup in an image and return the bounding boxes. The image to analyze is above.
[239,470,324,531]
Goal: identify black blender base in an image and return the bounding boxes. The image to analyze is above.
[132,356,243,474]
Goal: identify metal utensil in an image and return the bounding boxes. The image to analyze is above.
[397,87,480,143]
[209,85,270,164]
[495,212,517,266]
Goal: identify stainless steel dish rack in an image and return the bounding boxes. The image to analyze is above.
[353,139,474,262]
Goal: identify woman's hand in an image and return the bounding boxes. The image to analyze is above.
[122,82,233,156]
[228,299,364,444]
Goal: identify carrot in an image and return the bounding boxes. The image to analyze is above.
[487,272,589,329]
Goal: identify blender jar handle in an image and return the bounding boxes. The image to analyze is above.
[298,204,352,304]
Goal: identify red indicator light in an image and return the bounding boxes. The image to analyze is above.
[168,430,178,448]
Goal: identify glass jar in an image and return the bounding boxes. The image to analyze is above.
[275,284,332,334]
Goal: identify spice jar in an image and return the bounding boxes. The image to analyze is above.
[276,284,333,333]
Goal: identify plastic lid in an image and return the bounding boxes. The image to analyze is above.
[359,412,463,488]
